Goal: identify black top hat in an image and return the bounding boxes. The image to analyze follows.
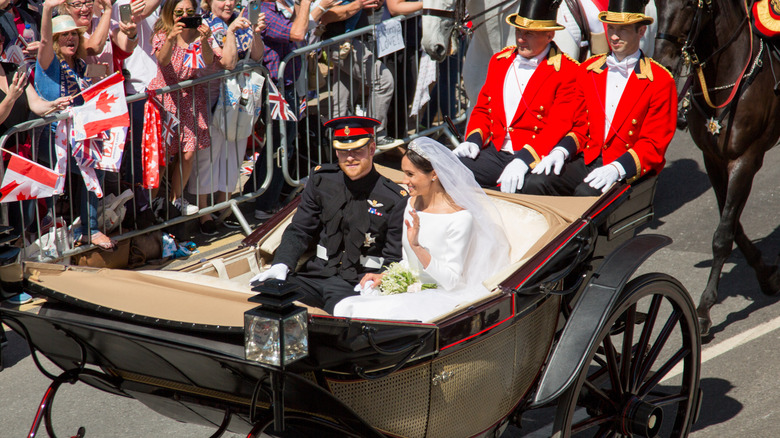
[506,0,564,31]
[599,0,654,25]
[324,116,381,150]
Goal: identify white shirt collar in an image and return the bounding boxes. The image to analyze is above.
[606,50,641,77]
[514,45,551,68]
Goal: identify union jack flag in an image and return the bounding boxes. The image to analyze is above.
[161,112,180,145]
[183,42,206,69]
[299,97,307,118]
[267,80,297,122]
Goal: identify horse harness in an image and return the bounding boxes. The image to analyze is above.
[657,0,772,136]
[421,0,519,37]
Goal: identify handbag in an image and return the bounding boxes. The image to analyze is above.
[211,58,266,142]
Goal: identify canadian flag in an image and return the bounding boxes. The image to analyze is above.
[72,72,130,141]
[0,154,60,202]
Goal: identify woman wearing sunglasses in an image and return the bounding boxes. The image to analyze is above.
[149,0,216,216]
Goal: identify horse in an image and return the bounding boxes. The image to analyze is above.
[420,0,658,115]
[654,0,780,336]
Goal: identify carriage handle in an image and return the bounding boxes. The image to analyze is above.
[361,325,431,355]
[514,235,592,296]
[352,328,435,380]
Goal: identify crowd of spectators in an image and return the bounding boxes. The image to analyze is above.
[0,0,458,244]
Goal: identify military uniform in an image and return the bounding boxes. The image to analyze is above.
[273,164,407,313]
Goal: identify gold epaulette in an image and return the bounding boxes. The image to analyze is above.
[562,52,580,66]
[585,54,607,73]
[649,58,674,80]
[496,45,516,59]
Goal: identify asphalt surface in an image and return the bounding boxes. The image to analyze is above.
[2,127,780,437]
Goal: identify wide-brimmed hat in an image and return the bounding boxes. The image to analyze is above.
[599,0,654,25]
[51,15,87,36]
[506,0,564,31]
[324,116,381,150]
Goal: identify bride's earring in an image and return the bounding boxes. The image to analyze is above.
[432,177,437,182]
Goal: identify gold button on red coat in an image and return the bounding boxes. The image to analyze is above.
[537,114,542,120]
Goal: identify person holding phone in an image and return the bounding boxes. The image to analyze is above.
[35,2,115,250]
[191,0,266,234]
[59,0,138,80]
[149,0,216,216]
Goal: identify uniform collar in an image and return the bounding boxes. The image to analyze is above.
[606,50,641,77]
[514,44,551,68]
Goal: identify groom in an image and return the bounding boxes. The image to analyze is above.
[250,116,408,314]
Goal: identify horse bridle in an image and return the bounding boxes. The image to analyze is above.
[421,0,519,37]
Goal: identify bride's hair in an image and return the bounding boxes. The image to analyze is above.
[404,149,434,173]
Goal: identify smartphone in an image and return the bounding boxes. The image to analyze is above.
[119,4,132,23]
[85,63,108,78]
[248,0,261,26]
[180,15,203,29]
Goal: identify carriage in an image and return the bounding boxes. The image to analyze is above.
[0,171,701,438]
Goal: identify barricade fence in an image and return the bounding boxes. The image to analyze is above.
[0,14,468,263]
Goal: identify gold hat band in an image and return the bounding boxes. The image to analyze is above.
[505,15,565,30]
[333,137,371,150]
[598,11,654,25]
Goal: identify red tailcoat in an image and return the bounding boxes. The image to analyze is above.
[572,54,677,182]
[465,43,584,167]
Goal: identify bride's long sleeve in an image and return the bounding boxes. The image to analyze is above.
[422,212,473,291]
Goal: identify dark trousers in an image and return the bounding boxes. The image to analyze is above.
[287,273,358,315]
[523,155,603,196]
[459,146,514,189]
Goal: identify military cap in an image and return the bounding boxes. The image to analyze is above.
[599,0,654,25]
[506,0,564,31]
[324,116,381,150]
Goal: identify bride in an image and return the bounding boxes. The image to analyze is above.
[332,137,510,321]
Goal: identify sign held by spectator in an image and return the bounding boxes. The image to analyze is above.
[376,19,404,58]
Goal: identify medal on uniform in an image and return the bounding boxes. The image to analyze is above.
[363,233,376,247]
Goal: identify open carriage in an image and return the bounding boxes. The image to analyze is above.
[0,173,701,438]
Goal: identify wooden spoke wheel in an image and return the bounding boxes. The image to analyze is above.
[553,273,701,437]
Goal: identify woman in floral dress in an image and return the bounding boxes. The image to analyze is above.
[149,0,217,215]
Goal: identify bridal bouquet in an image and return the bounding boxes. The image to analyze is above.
[379,262,436,295]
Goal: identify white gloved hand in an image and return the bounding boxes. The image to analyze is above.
[532,147,567,176]
[584,164,621,193]
[497,159,529,193]
[452,141,481,159]
[249,263,289,284]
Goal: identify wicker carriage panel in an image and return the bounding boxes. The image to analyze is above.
[426,296,560,438]
[327,361,432,438]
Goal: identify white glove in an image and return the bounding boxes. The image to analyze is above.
[584,164,621,193]
[497,159,529,193]
[532,147,567,176]
[249,263,289,284]
[452,141,480,159]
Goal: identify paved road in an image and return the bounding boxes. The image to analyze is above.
[2,128,780,437]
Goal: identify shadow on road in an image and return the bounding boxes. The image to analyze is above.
[0,328,31,370]
[644,158,711,229]
[692,377,742,432]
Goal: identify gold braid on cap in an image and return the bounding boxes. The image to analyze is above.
[407,141,431,160]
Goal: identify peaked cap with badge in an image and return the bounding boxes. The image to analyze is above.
[506,0,565,31]
[598,0,654,26]
[324,116,381,150]
[271,116,408,314]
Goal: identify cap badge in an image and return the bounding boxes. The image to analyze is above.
[344,126,351,135]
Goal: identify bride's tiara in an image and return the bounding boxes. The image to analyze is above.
[407,141,431,161]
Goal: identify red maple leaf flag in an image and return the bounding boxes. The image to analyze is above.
[72,72,129,141]
[0,154,60,202]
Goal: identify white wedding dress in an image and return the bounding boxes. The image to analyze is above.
[332,200,491,322]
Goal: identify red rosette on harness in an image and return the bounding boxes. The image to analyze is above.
[752,0,780,39]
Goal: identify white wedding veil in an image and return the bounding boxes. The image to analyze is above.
[407,137,510,286]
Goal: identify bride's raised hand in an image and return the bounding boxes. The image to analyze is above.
[405,209,421,247]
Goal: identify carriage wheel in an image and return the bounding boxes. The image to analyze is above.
[552,273,701,437]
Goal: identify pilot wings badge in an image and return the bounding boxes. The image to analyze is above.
[367,199,384,208]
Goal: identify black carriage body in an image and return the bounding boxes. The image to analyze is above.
[1,176,700,438]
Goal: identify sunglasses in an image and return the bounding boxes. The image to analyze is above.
[67,1,94,8]
[173,8,196,17]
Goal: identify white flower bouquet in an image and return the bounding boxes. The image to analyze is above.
[379,262,436,295]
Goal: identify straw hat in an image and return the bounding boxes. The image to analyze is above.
[598,0,654,26]
[51,15,87,36]
[505,0,565,31]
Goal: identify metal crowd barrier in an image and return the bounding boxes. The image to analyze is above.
[1,13,470,263]
[277,11,469,186]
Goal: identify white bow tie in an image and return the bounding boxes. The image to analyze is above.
[606,55,637,76]
[515,56,540,68]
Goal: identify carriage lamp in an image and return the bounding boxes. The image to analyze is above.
[244,279,308,367]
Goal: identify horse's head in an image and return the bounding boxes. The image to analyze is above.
[421,0,461,62]
[654,0,712,76]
